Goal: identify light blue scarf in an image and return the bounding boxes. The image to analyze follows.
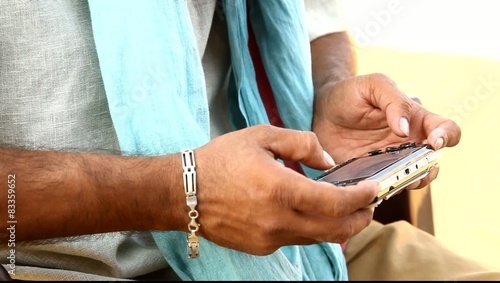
[88,0,347,280]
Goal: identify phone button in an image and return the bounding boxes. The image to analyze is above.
[385,146,399,153]
[368,149,383,156]
[399,142,416,149]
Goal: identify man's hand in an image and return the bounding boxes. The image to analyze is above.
[0,124,377,255]
[194,124,379,255]
[312,73,462,189]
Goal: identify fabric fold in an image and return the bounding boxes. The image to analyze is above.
[88,0,347,280]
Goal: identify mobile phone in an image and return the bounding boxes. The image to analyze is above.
[313,142,441,207]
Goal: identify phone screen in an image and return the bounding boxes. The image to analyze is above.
[318,147,418,185]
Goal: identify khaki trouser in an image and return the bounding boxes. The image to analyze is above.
[345,220,500,280]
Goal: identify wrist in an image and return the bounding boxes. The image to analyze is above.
[311,31,357,94]
[130,153,186,232]
[82,152,186,234]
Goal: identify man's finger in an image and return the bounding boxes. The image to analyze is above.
[364,73,414,137]
[254,125,336,169]
[274,174,380,218]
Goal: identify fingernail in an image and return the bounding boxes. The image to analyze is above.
[434,138,444,149]
[399,117,410,136]
[323,150,336,166]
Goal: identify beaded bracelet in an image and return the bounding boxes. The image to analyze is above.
[181,149,200,259]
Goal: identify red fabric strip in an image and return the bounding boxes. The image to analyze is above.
[246,7,349,252]
[246,13,305,175]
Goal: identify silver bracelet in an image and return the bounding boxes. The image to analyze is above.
[181,149,200,259]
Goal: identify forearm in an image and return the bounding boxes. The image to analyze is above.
[0,146,185,243]
[310,31,357,92]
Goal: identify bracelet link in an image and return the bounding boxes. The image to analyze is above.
[186,195,198,210]
[181,149,200,259]
[187,232,200,258]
